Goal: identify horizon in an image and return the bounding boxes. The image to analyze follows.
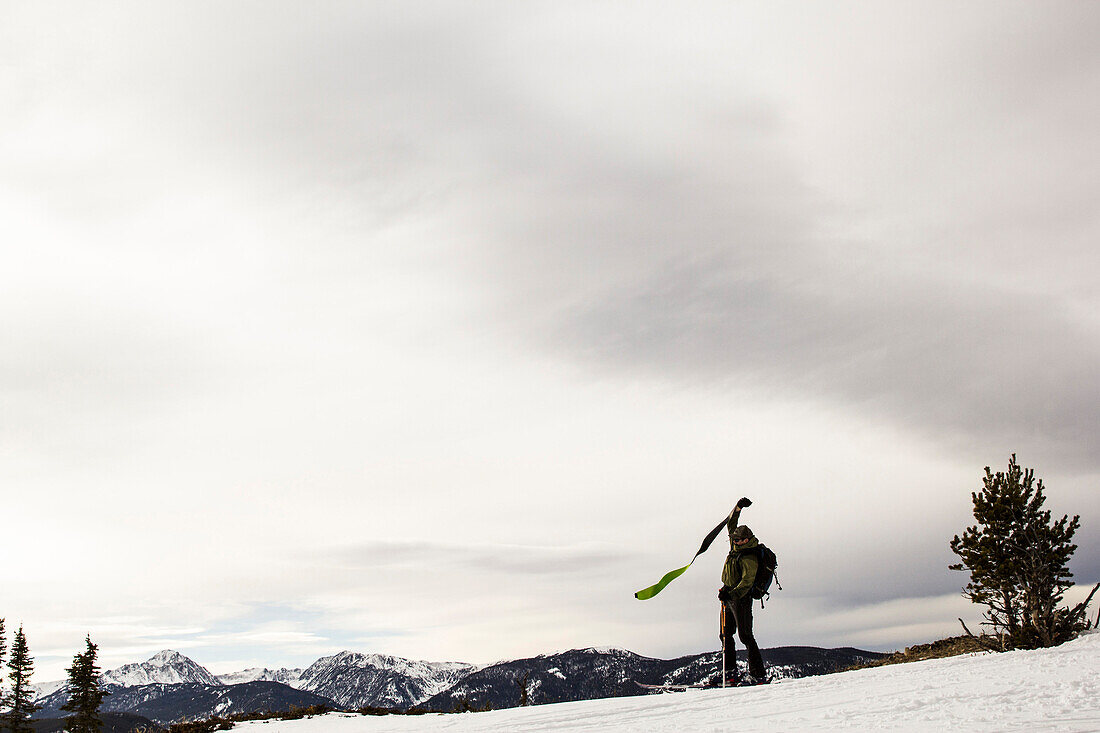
[4,0,1099,684]
[36,642,888,685]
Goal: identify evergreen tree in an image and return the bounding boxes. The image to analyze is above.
[950,455,1097,649]
[0,618,7,718]
[60,636,109,733]
[3,625,41,733]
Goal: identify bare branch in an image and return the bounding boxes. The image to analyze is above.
[958,618,1001,653]
[1069,582,1100,627]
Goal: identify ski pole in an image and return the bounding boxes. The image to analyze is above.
[720,602,726,688]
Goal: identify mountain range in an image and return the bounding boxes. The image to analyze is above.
[33,645,885,725]
[36,681,335,727]
[418,645,883,711]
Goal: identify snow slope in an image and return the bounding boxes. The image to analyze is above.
[236,631,1100,732]
[31,679,67,700]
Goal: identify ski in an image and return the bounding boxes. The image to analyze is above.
[634,679,769,692]
[634,681,724,692]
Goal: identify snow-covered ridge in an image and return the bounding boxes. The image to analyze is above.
[540,646,638,659]
[495,646,641,667]
[298,650,475,709]
[305,650,471,676]
[215,667,304,687]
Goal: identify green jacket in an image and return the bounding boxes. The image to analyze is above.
[722,537,759,600]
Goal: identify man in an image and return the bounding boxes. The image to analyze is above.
[718,498,767,685]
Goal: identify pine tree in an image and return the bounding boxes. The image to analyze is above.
[950,454,1098,649]
[0,618,8,718]
[3,625,41,733]
[60,636,109,733]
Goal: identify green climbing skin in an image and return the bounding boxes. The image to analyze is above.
[634,497,752,600]
[634,562,695,600]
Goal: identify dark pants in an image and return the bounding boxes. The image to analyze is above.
[720,596,765,680]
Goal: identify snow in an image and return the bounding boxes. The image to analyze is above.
[235,631,1100,732]
[32,680,67,700]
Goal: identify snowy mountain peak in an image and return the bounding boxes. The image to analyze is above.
[576,646,632,657]
[535,647,637,661]
[298,651,475,709]
[149,650,189,665]
[103,649,223,687]
[309,651,469,676]
[216,667,304,687]
[327,651,428,670]
[330,650,374,666]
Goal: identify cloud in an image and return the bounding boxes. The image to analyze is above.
[542,255,1100,468]
[401,4,1100,472]
[5,0,1099,677]
[10,2,1096,474]
[323,540,633,577]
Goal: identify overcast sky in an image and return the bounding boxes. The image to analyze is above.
[3,1,1099,681]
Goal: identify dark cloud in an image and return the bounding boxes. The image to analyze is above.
[412,6,1100,474]
[545,259,1100,468]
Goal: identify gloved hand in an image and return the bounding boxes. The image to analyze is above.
[736,497,752,509]
[718,586,733,602]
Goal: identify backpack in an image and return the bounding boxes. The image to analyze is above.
[750,543,779,600]
[733,544,780,600]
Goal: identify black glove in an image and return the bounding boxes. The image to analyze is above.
[736,497,752,509]
[718,586,732,602]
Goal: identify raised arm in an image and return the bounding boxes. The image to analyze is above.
[727,496,752,545]
[726,497,752,541]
